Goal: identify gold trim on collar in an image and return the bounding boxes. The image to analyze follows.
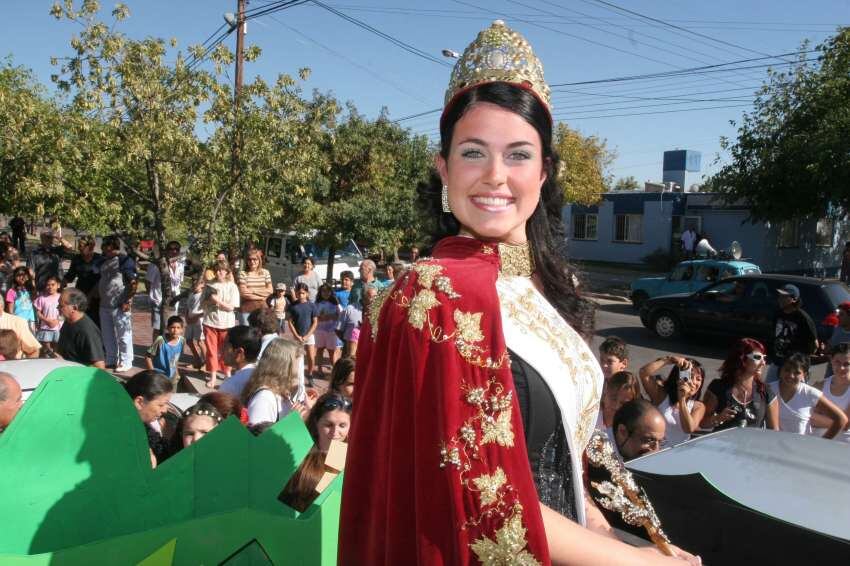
[498,242,534,278]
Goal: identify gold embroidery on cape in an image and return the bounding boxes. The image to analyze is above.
[481,407,514,447]
[472,467,507,507]
[367,286,391,340]
[407,289,441,330]
[394,261,507,370]
[470,505,542,566]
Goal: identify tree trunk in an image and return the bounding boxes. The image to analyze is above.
[147,160,171,336]
[325,244,336,284]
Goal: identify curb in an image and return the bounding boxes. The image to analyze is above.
[586,291,630,303]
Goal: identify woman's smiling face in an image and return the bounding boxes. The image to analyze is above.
[436,102,546,244]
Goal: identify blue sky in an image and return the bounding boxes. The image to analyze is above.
[4,1,848,187]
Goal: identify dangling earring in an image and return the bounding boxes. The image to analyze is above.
[441,184,451,214]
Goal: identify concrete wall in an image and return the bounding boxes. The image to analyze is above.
[565,200,675,264]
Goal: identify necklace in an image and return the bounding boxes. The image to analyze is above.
[498,241,534,277]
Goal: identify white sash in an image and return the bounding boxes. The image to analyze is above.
[497,275,603,526]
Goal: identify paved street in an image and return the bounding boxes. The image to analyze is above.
[592,297,727,385]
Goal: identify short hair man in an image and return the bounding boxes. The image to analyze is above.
[613,399,666,461]
[248,307,279,358]
[57,288,106,369]
[0,308,40,358]
[766,283,817,382]
[598,336,629,381]
[97,235,138,372]
[219,326,262,397]
[0,372,23,432]
[28,229,73,291]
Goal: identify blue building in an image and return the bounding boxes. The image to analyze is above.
[564,191,848,276]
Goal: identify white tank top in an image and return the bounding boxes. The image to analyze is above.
[810,377,850,443]
[658,397,695,447]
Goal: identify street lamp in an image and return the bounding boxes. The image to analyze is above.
[442,49,460,59]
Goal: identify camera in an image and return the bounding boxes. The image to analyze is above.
[678,367,691,384]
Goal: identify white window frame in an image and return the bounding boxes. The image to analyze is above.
[572,213,598,240]
[614,213,643,243]
[777,220,800,249]
[815,218,834,247]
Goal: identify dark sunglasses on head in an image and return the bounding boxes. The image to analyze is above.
[321,395,352,411]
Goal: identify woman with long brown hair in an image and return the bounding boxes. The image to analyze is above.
[278,392,352,512]
[341,20,697,566]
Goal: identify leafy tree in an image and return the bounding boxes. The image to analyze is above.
[50,1,215,331]
[710,28,850,221]
[292,104,432,279]
[0,60,67,220]
[553,123,615,205]
[613,175,640,191]
[185,70,338,259]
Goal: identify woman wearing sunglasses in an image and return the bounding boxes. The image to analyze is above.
[701,338,779,431]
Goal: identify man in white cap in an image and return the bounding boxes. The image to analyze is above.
[767,283,817,382]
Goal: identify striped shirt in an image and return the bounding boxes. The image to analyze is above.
[238,268,272,312]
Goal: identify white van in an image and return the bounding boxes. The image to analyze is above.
[258,232,364,285]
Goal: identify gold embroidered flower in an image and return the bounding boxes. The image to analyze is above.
[472,467,507,507]
[466,387,486,406]
[413,263,443,289]
[470,510,541,566]
[435,275,460,299]
[367,287,391,340]
[481,407,514,447]
[407,289,440,330]
[454,310,484,344]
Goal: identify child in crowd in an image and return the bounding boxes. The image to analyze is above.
[597,370,641,443]
[0,329,22,360]
[241,338,307,425]
[183,277,207,370]
[330,357,355,399]
[770,352,847,438]
[267,282,290,333]
[145,315,186,385]
[202,260,240,388]
[33,275,62,357]
[279,392,352,512]
[598,335,629,381]
[178,402,223,449]
[287,282,318,379]
[337,302,361,359]
[812,343,850,442]
[5,266,37,333]
[335,271,354,308]
[315,284,342,372]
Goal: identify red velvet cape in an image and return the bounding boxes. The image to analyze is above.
[339,237,550,565]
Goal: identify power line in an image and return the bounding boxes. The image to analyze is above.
[452,0,689,69]
[309,0,452,67]
[549,53,816,87]
[581,0,797,63]
[264,13,434,104]
[553,103,751,121]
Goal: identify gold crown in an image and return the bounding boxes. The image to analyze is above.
[444,20,550,113]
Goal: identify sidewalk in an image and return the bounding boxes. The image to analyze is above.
[573,260,664,302]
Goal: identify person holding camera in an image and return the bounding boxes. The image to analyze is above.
[701,338,779,431]
[639,355,707,447]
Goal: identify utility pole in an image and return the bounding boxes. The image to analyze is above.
[231,0,246,244]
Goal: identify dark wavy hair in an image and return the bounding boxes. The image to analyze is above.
[663,359,705,404]
[417,82,594,338]
[718,337,767,396]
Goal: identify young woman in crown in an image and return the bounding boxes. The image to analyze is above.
[340,21,698,566]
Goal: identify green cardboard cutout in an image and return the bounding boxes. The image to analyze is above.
[0,367,341,565]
